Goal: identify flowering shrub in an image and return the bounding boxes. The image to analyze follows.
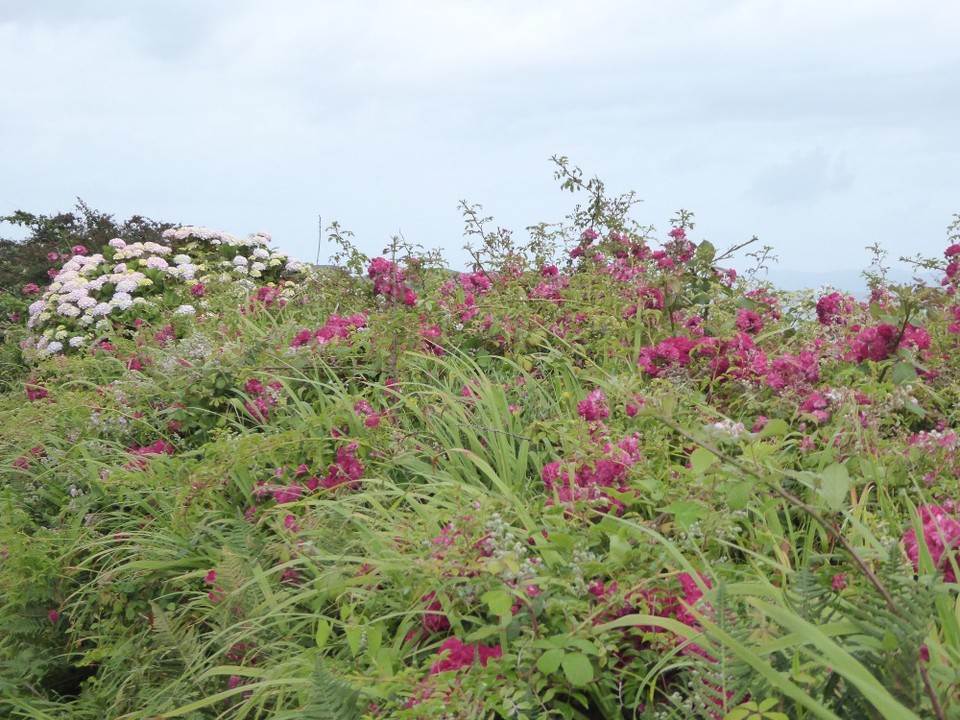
[24,226,302,355]
[4,175,960,720]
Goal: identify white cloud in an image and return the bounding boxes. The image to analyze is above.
[0,0,957,276]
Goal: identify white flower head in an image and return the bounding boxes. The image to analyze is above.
[145,256,169,270]
[143,241,172,256]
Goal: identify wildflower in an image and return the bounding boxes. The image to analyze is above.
[421,591,451,634]
[577,388,610,422]
[321,443,364,490]
[735,308,764,334]
[429,637,502,675]
[850,323,899,363]
[831,573,847,591]
[816,292,854,325]
[903,505,960,583]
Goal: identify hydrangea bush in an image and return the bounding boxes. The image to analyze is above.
[24,226,302,355]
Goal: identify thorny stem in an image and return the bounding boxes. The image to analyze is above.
[656,415,947,719]
[876,300,913,385]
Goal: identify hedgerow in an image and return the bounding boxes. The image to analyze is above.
[2,159,960,719]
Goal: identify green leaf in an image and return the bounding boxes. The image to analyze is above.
[689,447,716,475]
[696,240,716,263]
[366,624,383,657]
[662,500,705,529]
[482,589,513,619]
[726,480,754,511]
[315,618,331,649]
[607,533,630,565]
[891,361,917,386]
[536,648,564,674]
[561,652,594,687]
[818,463,850,512]
[345,625,363,657]
[758,418,790,438]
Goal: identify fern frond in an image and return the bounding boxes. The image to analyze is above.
[297,657,364,720]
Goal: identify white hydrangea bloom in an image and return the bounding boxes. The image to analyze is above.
[143,242,172,255]
[232,255,249,266]
[174,304,196,316]
[46,341,64,354]
[169,263,198,281]
[111,292,134,311]
[108,238,127,249]
[92,302,112,317]
[164,226,241,246]
[145,256,169,270]
[57,303,81,318]
[173,254,192,265]
[76,296,97,310]
[68,336,84,348]
[252,247,270,260]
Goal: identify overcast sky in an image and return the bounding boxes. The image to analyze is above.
[1,0,957,283]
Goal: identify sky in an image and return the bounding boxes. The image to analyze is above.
[1,0,958,288]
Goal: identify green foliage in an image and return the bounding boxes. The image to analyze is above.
[2,163,960,719]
